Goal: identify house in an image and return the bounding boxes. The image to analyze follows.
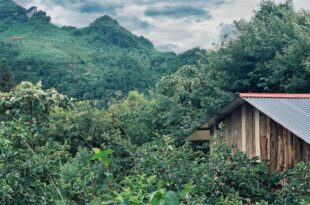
[188,93,310,172]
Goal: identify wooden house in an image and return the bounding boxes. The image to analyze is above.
[188,93,310,172]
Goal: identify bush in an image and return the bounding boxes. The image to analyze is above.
[274,162,310,204]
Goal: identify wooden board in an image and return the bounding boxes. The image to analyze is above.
[269,120,278,172]
[241,105,246,152]
[187,130,211,141]
[236,107,242,150]
[231,108,238,152]
[246,104,255,158]
[255,109,261,159]
[276,126,285,172]
[259,113,268,160]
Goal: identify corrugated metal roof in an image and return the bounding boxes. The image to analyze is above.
[243,97,310,144]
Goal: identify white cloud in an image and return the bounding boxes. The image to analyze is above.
[13,0,310,53]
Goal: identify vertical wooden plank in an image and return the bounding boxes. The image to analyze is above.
[276,125,284,172]
[259,113,268,160]
[293,135,300,165]
[246,104,255,158]
[306,143,310,161]
[236,108,242,150]
[283,129,288,171]
[302,140,310,162]
[241,105,246,152]
[287,132,294,168]
[284,129,288,171]
[267,117,271,160]
[295,136,302,162]
[270,120,278,173]
[307,142,310,161]
[255,109,261,160]
[230,111,235,153]
[302,139,306,162]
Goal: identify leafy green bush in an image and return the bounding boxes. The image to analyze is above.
[127,129,281,204]
[58,148,107,204]
[91,148,183,205]
[274,162,310,205]
[201,130,280,204]
[0,82,72,204]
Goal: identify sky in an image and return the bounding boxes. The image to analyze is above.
[13,0,310,53]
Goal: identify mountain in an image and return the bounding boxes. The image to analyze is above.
[0,0,186,103]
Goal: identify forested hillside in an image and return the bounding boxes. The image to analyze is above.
[1,1,310,204]
[0,0,196,104]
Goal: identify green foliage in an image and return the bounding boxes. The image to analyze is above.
[274,162,310,204]
[150,0,310,143]
[133,137,207,193]
[58,148,107,204]
[0,0,189,105]
[201,128,280,204]
[108,175,181,205]
[154,65,233,139]
[90,148,183,205]
[82,15,153,49]
[1,81,309,204]
[1,1,310,204]
[121,128,281,204]
[48,101,120,152]
[0,82,72,204]
[0,63,15,92]
[208,1,310,93]
[0,81,73,122]
[107,91,156,145]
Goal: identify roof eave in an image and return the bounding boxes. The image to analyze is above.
[204,97,245,129]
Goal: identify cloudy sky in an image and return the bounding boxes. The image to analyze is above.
[13,0,310,53]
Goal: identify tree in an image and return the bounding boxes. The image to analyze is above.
[208,1,310,93]
[0,64,14,92]
[0,82,73,204]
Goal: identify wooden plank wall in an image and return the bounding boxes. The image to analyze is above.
[264,111,310,172]
[220,103,310,172]
[222,107,242,153]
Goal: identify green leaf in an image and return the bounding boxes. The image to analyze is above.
[149,190,163,205]
[91,148,113,160]
[162,191,179,205]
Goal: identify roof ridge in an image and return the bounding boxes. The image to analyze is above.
[239,93,310,99]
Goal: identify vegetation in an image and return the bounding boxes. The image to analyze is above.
[0,0,194,104]
[0,63,14,92]
[0,0,310,204]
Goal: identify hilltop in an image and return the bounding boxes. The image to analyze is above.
[0,0,194,103]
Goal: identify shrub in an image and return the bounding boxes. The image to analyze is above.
[274,162,310,204]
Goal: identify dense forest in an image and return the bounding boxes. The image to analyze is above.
[1,0,310,204]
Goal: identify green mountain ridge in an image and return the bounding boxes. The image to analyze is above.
[0,0,192,103]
